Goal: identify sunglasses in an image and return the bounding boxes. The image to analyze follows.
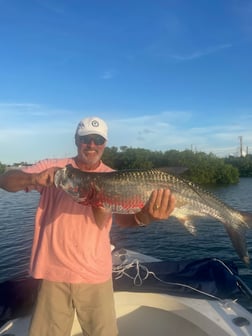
[78,134,106,145]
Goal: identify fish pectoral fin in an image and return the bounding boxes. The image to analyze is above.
[172,207,197,235]
[175,215,197,235]
[92,206,112,230]
[183,219,197,235]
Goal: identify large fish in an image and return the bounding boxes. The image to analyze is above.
[54,164,252,265]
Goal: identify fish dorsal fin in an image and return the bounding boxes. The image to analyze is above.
[157,167,188,175]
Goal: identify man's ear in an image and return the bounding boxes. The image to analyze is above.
[75,134,79,147]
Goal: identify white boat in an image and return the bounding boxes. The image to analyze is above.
[1,248,252,336]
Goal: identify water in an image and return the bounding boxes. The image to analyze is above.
[0,190,38,281]
[1,179,252,288]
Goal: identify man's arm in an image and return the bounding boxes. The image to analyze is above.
[0,168,57,192]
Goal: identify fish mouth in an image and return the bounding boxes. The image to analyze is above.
[54,168,74,189]
[54,167,82,200]
[64,187,81,200]
[54,169,64,188]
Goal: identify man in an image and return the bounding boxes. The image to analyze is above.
[0,116,175,336]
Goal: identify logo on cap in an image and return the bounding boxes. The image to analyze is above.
[91,120,99,127]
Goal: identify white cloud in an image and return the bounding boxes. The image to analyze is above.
[170,44,232,61]
[1,103,252,164]
[107,111,252,157]
[101,70,117,80]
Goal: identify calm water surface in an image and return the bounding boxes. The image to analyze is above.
[1,178,252,287]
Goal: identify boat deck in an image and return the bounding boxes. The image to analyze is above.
[1,290,252,336]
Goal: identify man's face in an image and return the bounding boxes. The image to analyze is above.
[75,134,106,168]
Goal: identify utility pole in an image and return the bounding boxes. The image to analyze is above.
[238,136,243,157]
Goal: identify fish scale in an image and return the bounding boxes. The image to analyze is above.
[54,164,252,265]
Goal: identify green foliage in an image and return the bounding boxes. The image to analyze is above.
[2,149,245,185]
[225,155,252,177]
[0,162,6,174]
[103,147,239,185]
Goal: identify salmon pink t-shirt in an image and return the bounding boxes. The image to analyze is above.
[23,158,113,283]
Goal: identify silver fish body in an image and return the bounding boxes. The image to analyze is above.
[54,164,252,265]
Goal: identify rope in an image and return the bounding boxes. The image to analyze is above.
[112,252,240,304]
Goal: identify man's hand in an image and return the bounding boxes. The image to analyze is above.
[135,189,176,225]
[33,167,59,187]
[114,189,176,228]
[0,167,59,192]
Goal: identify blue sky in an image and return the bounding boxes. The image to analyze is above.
[1,0,252,164]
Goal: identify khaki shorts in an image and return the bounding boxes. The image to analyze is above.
[29,279,118,336]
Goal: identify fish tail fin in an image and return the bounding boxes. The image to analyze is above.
[224,223,250,266]
[224,211,252,267]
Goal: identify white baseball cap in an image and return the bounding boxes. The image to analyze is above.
[75,116,108,140]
